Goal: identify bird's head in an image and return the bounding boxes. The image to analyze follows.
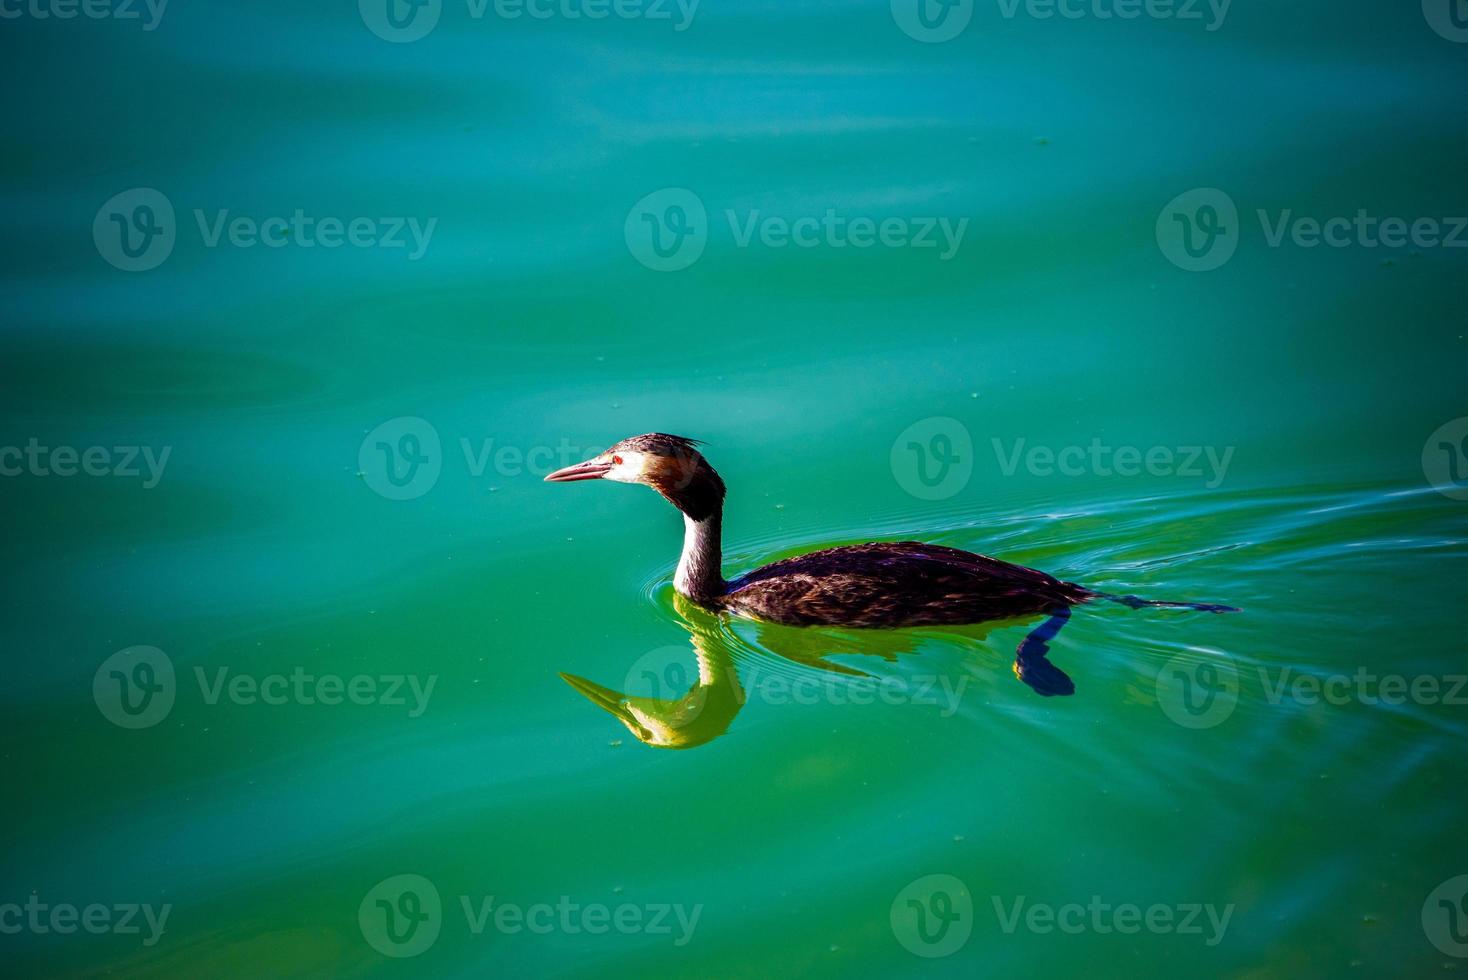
[544,433,724,521]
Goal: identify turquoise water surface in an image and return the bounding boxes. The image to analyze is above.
[3,0,1468,976]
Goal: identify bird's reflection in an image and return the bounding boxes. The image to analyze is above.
[560,596,745,750]
[560,593,1075,750]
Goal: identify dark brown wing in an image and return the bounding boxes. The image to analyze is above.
[722,542,1088,628]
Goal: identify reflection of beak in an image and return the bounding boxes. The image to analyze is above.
[544,460,612,483]
[559,672,627,716]
[561,672,657,743]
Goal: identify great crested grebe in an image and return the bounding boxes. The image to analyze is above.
[546,433,1237,696]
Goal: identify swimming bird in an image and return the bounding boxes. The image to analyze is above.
[546,433,1237,696]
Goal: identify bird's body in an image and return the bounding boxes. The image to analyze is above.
[719,541,1090,628]
[547,432,1236,698]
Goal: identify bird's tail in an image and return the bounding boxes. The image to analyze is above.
[1087,591,1239,614]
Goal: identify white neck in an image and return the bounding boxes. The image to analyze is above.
[674,514,724,601]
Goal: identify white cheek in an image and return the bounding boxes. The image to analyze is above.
[605,453,651,483]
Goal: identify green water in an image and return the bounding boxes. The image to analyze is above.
[4,0,1468,976]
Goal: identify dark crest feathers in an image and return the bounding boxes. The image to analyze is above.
[608,433,705,457]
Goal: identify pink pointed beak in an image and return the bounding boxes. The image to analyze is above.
[544,459,613,483]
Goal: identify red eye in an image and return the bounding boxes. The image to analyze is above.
[612,455,623,465]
